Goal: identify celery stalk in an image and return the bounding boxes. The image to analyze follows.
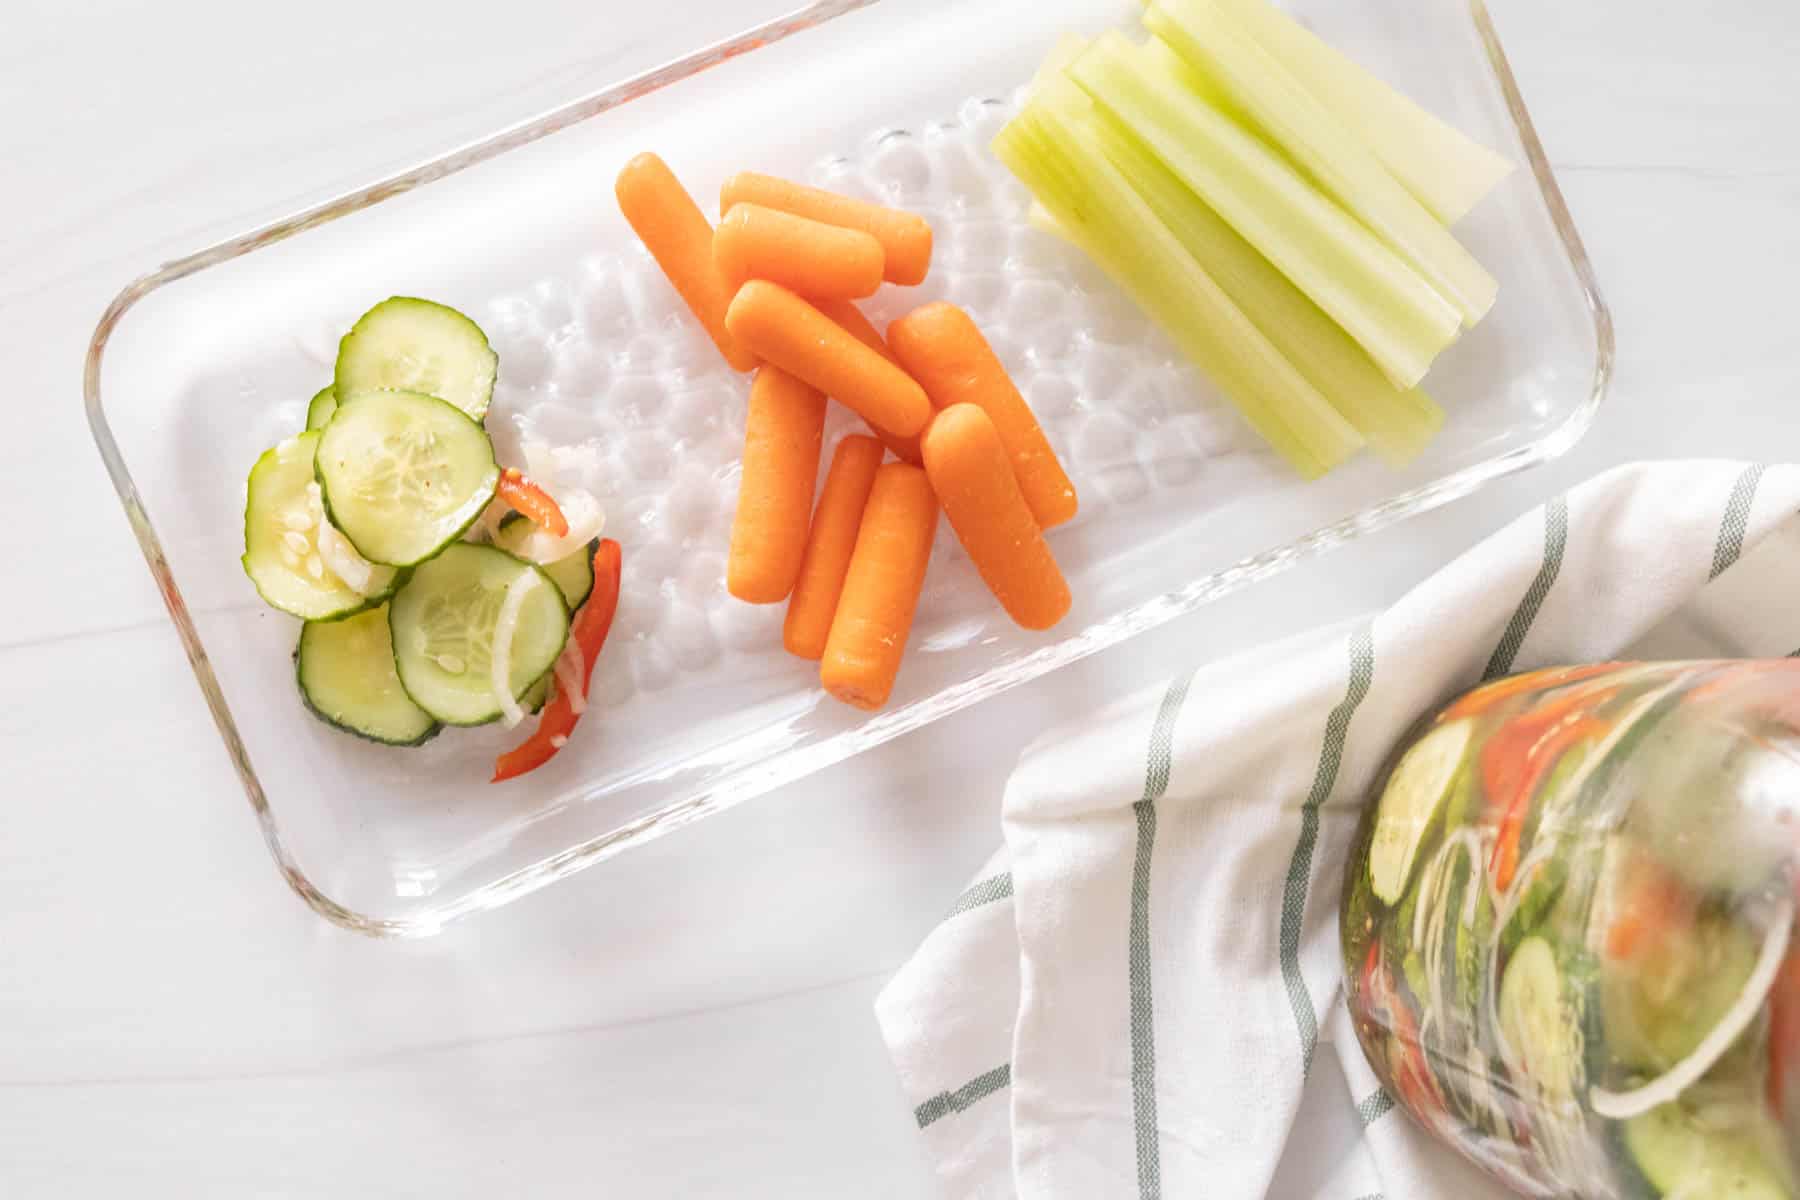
[993,77,1363,478]
[1147,0,1496,328]
[1088,110,1442,463]
[1203,0,1513,224]
[1068,32,1459,390]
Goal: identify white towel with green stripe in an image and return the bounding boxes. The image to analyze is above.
[877,460,1800,1199]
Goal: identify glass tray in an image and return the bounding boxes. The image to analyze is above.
[84,0,1610,935]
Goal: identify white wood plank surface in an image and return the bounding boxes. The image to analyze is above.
[4,0,1797,1194]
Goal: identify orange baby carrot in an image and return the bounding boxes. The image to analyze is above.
[714,203,886,301]
[720,171,933,286]
[820,463,939,711]
[888,301,1077,529]
[922,405,1071,632]
[615,153,758,372]
[813,298,922,464]
[783,435,885,661]
[728,367,828,604]
[726,281,932,438]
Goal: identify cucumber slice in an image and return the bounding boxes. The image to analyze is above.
[494,513,597,609]
[315,390,500,567]
[305,385,338,431]
[243,432,402,620]
[1619,1101,1795,1199]
[334,297,498,422]
[1369,719,1473,904]
[1499,936,1583,1097]
[388,544,570,726]
[1601,907,1761,1074]
[296,606,438,746]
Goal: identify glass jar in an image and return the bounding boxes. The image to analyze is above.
[1342,661,1800,1198]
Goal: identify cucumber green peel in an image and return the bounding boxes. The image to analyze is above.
[994,75,1363,478]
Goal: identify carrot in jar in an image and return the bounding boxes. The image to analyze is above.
[820,463,939,711]
[888,301,1077,529]
[813,298,922,463]
[714,203,885,300]
[922,405,1070,631]
[615,153,758,372]
[725,281,932,438]
[727,367,828,604]
[720,171,933,286]
[783,435,886,660]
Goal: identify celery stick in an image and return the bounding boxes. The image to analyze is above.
[1147,0,1496,328]
[1068,32,1459,390]
[993,77,1363,478]
[1205,0,1512,224]
[1090,110,1442,463]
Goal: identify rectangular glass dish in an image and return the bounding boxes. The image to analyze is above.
[85,0,1609,935]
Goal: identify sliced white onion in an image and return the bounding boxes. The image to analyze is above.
[490,571,542,730]
[553,639,587,717]
[510,488,605,564]
[1589,898,1795,1120]
[316,511,382,596]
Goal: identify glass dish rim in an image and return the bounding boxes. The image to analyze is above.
[82,0,1613,938]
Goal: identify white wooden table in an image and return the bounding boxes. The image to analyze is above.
[5,1,1796,1193]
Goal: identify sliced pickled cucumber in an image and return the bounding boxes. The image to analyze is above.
[494,512,596,609]
[296,606,438,746]
[305,385,338,431]
[1619,1099,1795,1199]
[242,432,401,620]
[1369,719,1473,904]
[1499,936,1583,1097]
[334,296,498,422]
[315,390,499,567]
[388,544,569,726]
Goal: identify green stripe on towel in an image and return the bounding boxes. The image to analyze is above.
[1484,496,1568,680]
[1280,627,1375,1077]
[1710,463,1765,579]
[943,873,1013,921]
[914,1063,1011,1129]
[1128,671,1196,1200]
[1356,1087,1395,1127]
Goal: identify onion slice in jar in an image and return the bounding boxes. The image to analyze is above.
[1589,897,1794,1120]
[490,571,543,729]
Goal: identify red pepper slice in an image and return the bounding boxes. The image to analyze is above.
[1360,941,1447,1124]
[1769,941,1800,1115]
[1603,854,1693,961]
[1482,705,1611,891]
[1440,663,1625,722]
[492,539,621,783]
[497,468,570,537]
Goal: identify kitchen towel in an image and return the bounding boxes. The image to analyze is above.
[877,460,1800,1199]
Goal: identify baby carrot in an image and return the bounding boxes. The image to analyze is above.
[783,435,886,661]
[726,281,932,437]
[728,367,828,604]
[720,171,933,286]
[820,463,939,711]
[813,298,922,463]
[922,405,1071,632]
[888,301,1077,529]
[715,203,885,301]
[615,153,758,372]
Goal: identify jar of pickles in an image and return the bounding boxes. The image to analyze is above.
[1342,661,1800,1198]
